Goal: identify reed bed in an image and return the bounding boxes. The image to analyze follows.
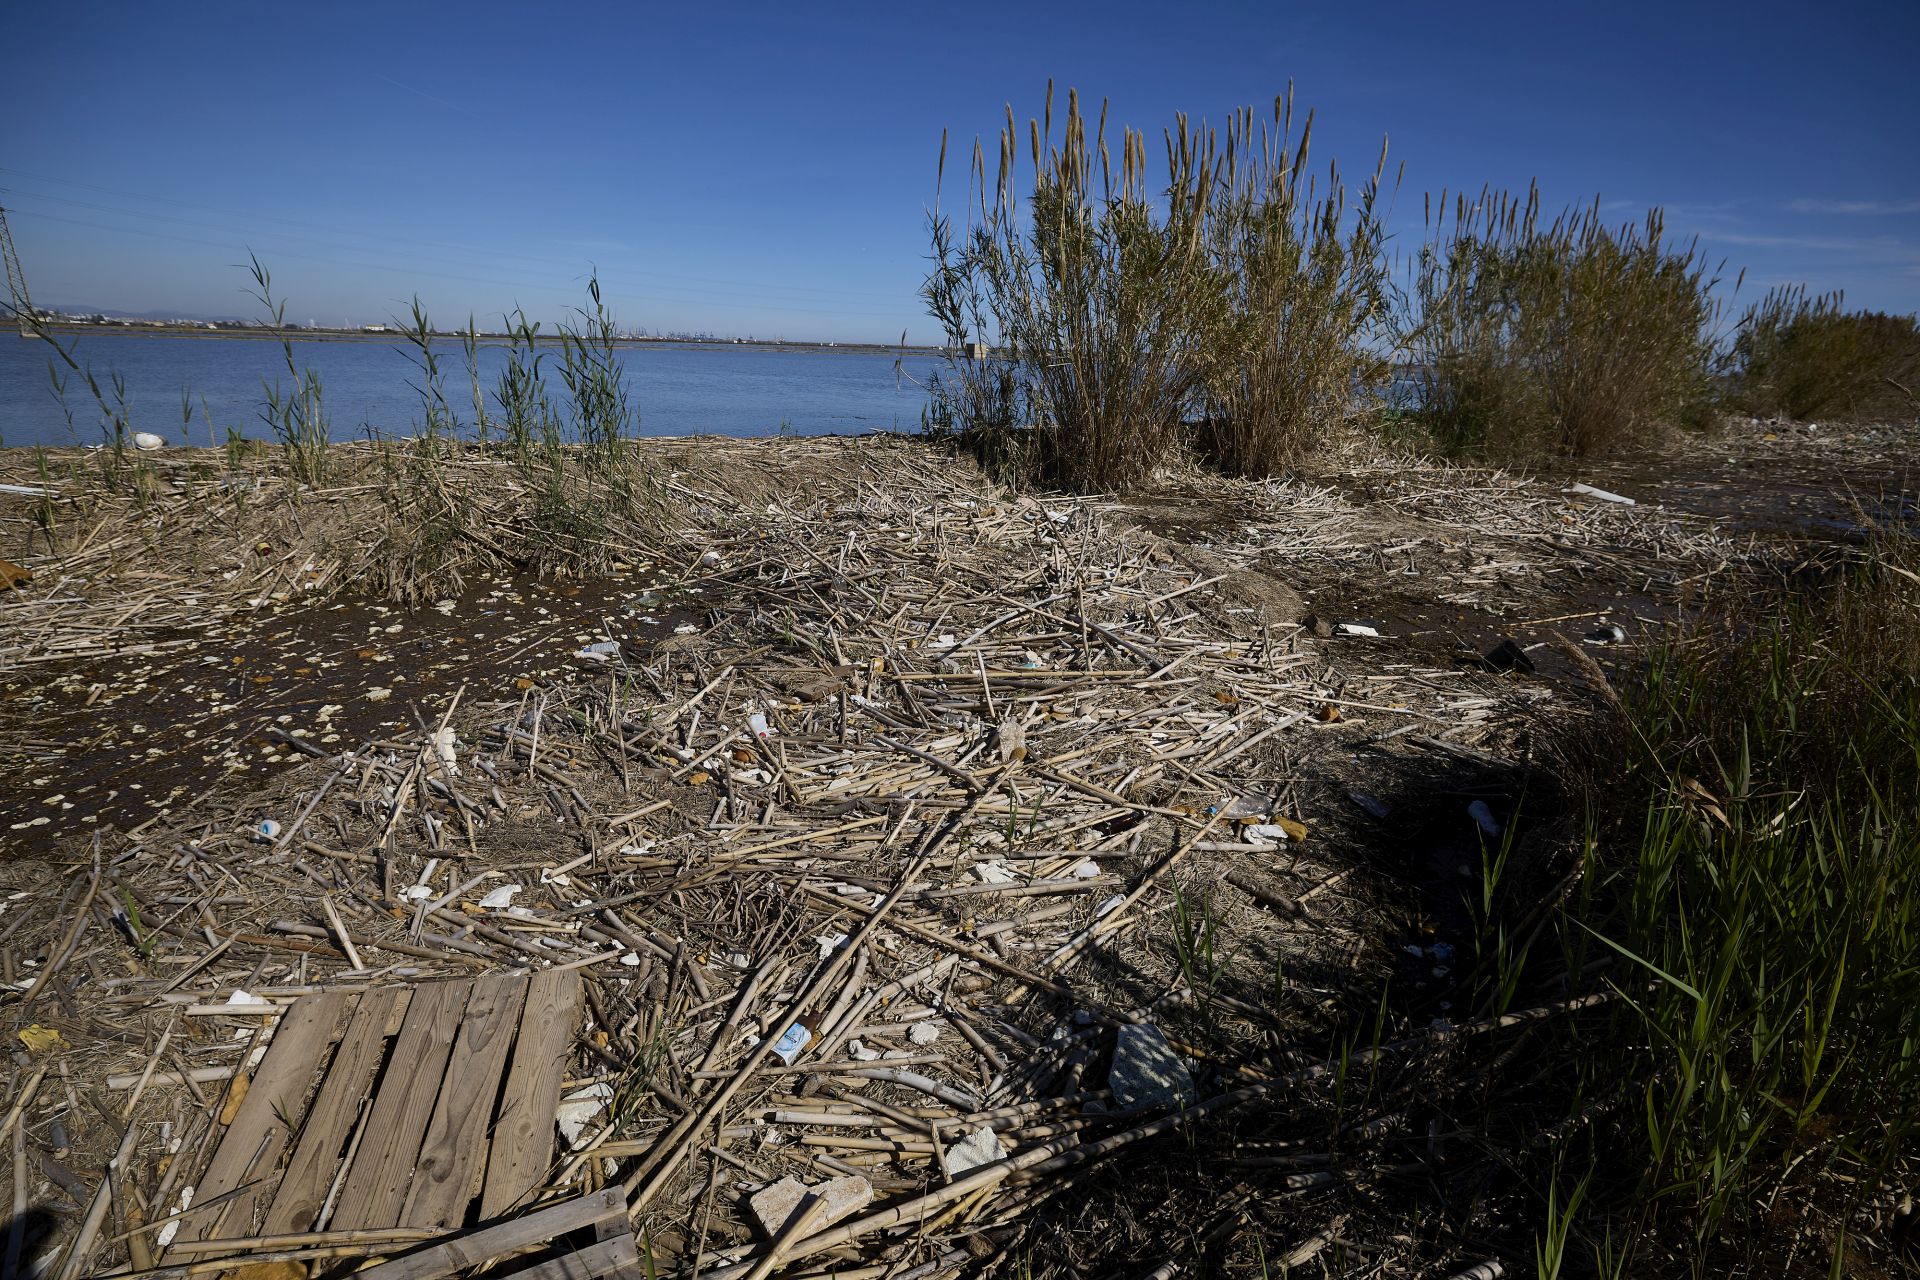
[1729,285,1920,422]
[1406,185,1724,460]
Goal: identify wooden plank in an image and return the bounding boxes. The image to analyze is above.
[352,1187,624,1280]
[401,973,529,1230]
[328,980,473,1231]
[498,1235,643,1280]
[480,968,584,1219]
[259,985,413,1236]
[172,990,356,1247]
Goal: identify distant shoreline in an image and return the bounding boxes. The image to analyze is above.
[21,320,946,358]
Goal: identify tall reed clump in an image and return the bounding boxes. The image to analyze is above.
[354,277,662,604]
[923,84,1226,491]
[1729,285,1920,421]
[1198,89,1398,476]
[246,254,332,486]
[1409,187,1723,459]
[1563,544,1920,1266]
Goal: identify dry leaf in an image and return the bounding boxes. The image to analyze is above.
[219,1073,251,1125]
[18,1024,67,1053]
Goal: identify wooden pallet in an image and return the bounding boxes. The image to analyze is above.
[167,969,615,1272]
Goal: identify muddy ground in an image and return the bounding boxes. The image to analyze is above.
[4,415,1906,864]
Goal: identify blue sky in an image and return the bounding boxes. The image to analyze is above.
[4,0,1916,343]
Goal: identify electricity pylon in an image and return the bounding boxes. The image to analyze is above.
[0,204,38,336]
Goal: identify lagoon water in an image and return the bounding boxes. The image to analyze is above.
[0,330,941,448]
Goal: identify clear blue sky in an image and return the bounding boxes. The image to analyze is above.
[4,0,1916,342]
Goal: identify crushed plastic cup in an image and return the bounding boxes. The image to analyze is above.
[575,641,620,662]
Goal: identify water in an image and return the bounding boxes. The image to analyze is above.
[0,330,941,447]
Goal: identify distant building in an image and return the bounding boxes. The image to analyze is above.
[965,340,990,360]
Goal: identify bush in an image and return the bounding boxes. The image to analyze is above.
[1197,90,1397,477]
[922,85,1223,492]
[1729,286,1920,421]
[1409,187,1723,459]
[923,87,1402,489]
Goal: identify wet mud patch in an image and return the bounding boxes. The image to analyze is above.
[0,575,696,858]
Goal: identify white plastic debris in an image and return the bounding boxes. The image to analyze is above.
[816,931,849,960]
[673,623,698,635]
[555,1082,613,1148]
[748,711,772,738]
[478,884,520,910]
[945,1125,1007,1174]
[1065,858,1102,879]
[1565,482,1635,506]
[225,989,257,1006]
[969,860,1017,884]
[698,549,722,568]
[575,641,620,661]
[619,952,642,967]
[1335,622,1380,637]
[254,818,281,843]
[402,883,434,901]
[132,432,166,451]
[1243,823,1292,845]
[430,725,459,777]
[847,1039,881,1061]
[156,1187,193,1248]
[1094,894,1127,919]
[366,687,392,703]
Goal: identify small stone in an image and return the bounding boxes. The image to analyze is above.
[945,1124,1006,1175]
[1109,1023,1196,1112]
[746,1174,871,1238]
[907,1019,943,1046]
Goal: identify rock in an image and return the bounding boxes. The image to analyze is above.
[1303,613,1335,638]
[1484,637,1535,674]
[907,1019,943,1046]
[1585,624,1626,645]
[945,1124,1006,1175]
[1109,1023,1196,1112]
[746,1174,872,1238]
